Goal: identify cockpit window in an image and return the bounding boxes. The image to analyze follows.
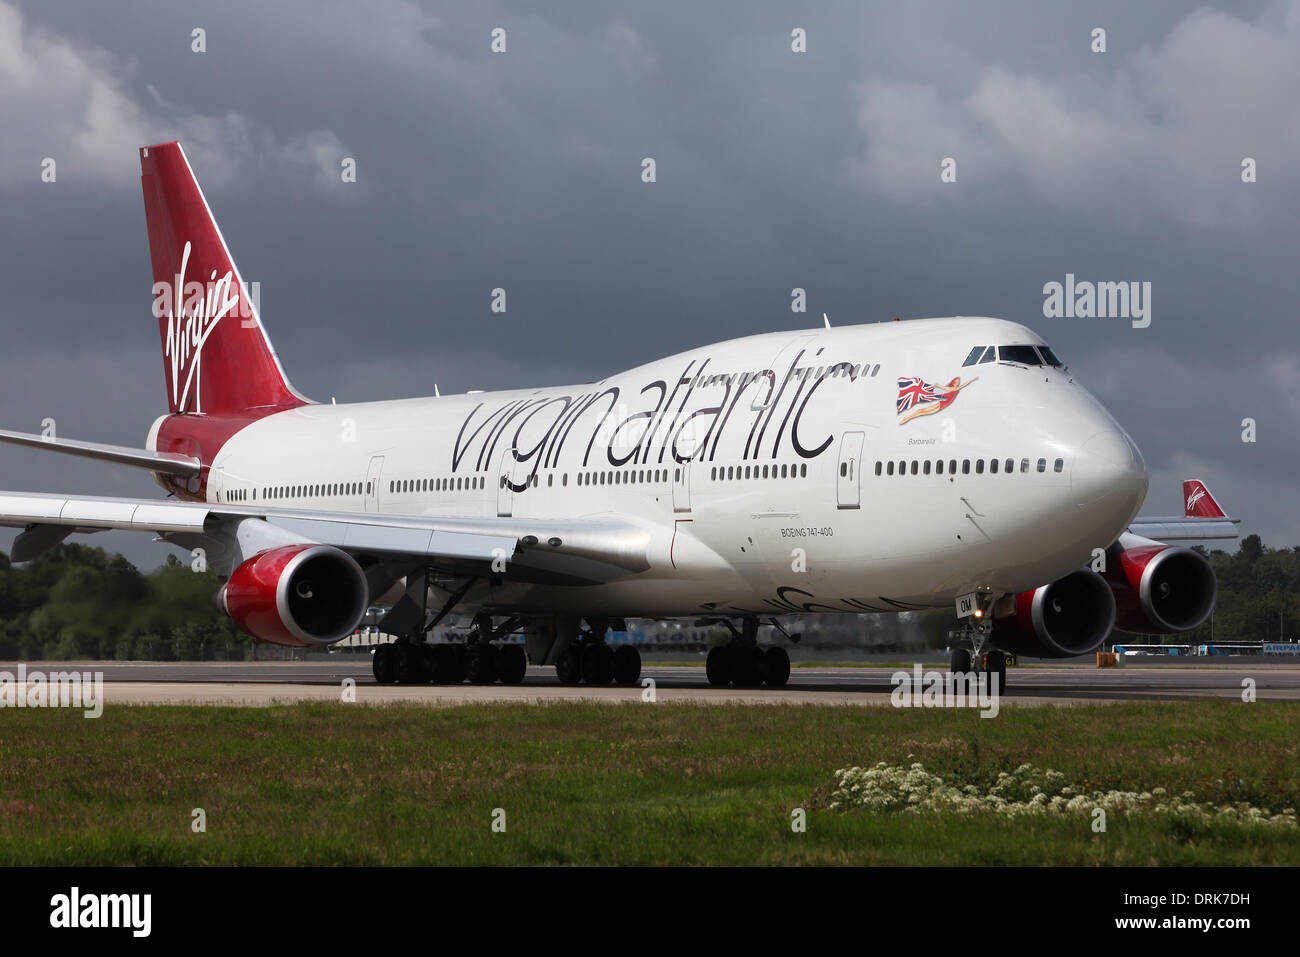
[998,345,1043,366]
[1037,345,1064,367]
[961,346,984,367]
[977,345,995,364]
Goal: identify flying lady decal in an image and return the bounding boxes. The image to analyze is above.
[896,376,976,425]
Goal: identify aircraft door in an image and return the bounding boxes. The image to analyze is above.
[837,431,865,509]
[673,460,692,513]
[496,445,520,517]
[364,455,384,512]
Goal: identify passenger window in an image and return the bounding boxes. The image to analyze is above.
[1054,458,1064,472]
[1037,458,1046,472]
[962,460,970,474]
[874,461,882,476]
[990,458,999,474]
[923,460,931,475]
[887,461,894,475]
[1005,458,1013,473]
[975,459,984,474]
[910,461,918,475]
[936,460,944,475]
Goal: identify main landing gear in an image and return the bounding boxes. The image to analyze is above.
[372,630,529,686]
[704,616,792,688]
[553,618,642,686]
[371,569,530,686]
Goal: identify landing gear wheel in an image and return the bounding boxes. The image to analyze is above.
[581,642,614,684]
[763,646,791,687]
[950,648,972,674]
[985,650,1007,691]
[730,644,765,687]
[372,643,397,684]
[395,643,427,684]
[465,643,498,683]
[555,647,582,684]
[497,644,527,685]
[612,645,641,686]
[430,644,460,684]
[449,644,468,683]
[705,646,730,686]
[421,644,439,682]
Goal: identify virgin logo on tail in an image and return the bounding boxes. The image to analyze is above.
[152,241,242,414]
[1182,479,1225,518]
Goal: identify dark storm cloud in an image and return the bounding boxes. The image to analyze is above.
[1,0,1296,569]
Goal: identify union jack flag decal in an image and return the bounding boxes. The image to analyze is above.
[896,375,976,425]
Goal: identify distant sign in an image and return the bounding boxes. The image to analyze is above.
[1264,643,1300,655]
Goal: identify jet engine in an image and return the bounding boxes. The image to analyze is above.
[217,544,368,646]
[991,568,1116,658]
[1104,535,1217,634]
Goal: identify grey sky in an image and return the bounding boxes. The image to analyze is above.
[1,0,1296,569]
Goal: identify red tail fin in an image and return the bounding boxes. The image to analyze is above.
[1183,479,1225,518]
[140,142,306,415]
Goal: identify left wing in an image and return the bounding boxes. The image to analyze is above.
[0,490,652,586]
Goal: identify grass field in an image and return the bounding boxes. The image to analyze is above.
[1,700,1297,865]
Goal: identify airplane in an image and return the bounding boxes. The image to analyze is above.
[0,141,1239,690]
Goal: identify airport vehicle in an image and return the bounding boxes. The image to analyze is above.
[0,142,1238,688]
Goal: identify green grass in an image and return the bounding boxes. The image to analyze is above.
[1,700,1297,864]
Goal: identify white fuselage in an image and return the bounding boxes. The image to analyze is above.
[200,317,1148,617]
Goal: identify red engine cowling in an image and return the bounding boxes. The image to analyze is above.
[217,544,369,646]
[1104,536,1216,634]
[991,568,1117,658]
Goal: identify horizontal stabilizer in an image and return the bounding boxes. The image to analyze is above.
[0,429,200,478]
[1129,479,1238,542]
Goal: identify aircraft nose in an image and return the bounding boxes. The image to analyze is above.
[1072,430,1148,518]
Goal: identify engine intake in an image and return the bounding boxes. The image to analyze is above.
[218,544,368,647]
[1105,536,1217,634]
[992,568,1116,659]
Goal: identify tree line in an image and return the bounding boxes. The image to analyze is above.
[0,544,246,661]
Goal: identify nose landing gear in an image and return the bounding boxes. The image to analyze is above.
[949,591,1008,690]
